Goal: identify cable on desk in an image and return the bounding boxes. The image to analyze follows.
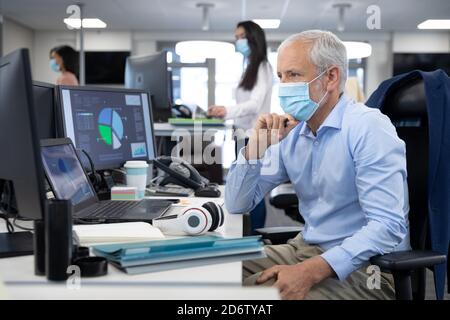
[0,180,15,233]
[0,212,14,233]
[12,216,34,231]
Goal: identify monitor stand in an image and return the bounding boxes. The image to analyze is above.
[0,231,34,258]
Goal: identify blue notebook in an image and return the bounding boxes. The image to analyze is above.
[93,235,264,272]
[118,251,266,274]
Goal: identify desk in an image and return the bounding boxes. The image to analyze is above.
[153,122,233,137]
[0,187,279,300]
[153,122,234,184]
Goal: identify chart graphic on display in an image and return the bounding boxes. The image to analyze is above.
[98,108,124,149]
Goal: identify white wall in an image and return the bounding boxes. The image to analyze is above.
[132,32,158,56]
[17,28,450,90]
[365,39,393,97]
[80,30,132,51]
[2,17,34,60]
[393,31,450,53]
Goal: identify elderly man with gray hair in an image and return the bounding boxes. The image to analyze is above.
[224,30,411,300]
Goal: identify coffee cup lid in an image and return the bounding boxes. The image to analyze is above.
[124,161,149,169]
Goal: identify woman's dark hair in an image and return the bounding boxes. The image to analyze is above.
[237,21,268,91]
[50,45,79,78]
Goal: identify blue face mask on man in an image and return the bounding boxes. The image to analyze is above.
[49,59,60,73]
[278,69,329,121]
[235,38,251,57]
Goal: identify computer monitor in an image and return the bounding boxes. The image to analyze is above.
[33,81,59,139]
[125,51,172,123]
[57,86,156,171]
[0,48,46,221]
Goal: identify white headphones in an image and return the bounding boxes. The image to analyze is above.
[153,202,224,236]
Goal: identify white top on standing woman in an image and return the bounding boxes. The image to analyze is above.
[208,21,273,131]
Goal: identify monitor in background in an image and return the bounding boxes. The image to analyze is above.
[0,49,46,256]
[58,86,156,170]
[33,81,59,139]
[125,51,172,122]
[393,53,450,76]
[85,51,130,85]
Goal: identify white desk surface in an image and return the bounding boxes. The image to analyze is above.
[3,283,279,300]
[0,190,279,299]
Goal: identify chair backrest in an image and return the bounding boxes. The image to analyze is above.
[382,77,429,251]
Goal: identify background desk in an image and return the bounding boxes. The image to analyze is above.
[153,122,233,137]
[153,122,234,184]
[0,189,279,299]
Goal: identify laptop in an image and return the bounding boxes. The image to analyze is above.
[40,138,174,222]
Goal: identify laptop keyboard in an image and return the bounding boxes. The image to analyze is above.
[87,200,141,219]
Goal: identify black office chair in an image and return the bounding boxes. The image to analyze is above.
[242,185,303,241]
[269,183,304,224]
[369,77,446,300]
[255,77,447,299]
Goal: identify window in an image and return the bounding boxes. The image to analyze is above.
[158,41,243,110]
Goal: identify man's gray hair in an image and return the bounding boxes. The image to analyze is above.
[279,30,348,92]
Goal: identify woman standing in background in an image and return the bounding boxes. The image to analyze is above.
[209,20,274,232]
[49,45,79,86]
[208,20,273,133]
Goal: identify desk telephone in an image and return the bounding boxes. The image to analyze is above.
[153,156,221,197]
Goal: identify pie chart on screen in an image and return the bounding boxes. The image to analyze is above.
[98,108,124,150]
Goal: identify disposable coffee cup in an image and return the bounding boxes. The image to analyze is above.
[124,161,149,199]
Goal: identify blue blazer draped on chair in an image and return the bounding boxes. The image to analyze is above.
[366,70,450,299]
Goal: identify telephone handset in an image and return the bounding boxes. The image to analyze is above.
[153,156,209,190]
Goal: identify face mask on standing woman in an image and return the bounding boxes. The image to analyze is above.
[235,38,251,58]
[49,59,60,73]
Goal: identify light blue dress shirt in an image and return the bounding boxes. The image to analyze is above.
[225,95,411,281]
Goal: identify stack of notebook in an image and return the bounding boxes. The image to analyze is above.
[92,235,265,274]
[73,222,165,246]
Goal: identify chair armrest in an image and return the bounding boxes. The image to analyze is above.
[370,250,446,272]
[255,226,303,245]
[269,184,298,209]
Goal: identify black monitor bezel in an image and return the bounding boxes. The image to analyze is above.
[0,49,46,220]
[56,85,157,171]
[32,81,62,139]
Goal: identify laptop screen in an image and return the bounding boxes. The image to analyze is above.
[41,142,96,206]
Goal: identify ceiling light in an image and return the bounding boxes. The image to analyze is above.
[63,18,107,29]
[253,19,281,29]
[343,41,372,59]
[417,19,450,30]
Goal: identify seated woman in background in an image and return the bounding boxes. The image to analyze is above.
[49,45,79,86]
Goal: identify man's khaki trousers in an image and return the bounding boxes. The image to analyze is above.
[243,234,396,300]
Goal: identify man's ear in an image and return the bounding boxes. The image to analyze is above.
[326,66,340,92]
